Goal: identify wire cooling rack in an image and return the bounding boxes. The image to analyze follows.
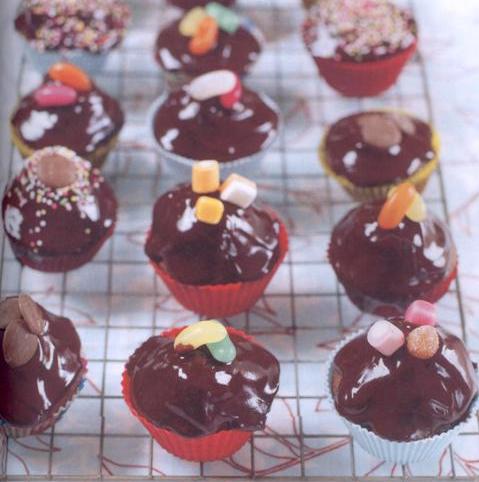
[1,0,478,480]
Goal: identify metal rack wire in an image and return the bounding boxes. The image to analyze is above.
[1,0,478,480]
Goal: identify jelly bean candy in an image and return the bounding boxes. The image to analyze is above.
[179,7,207,36]
[207,336,236,363]
[367,319,405,356]
[406,192,427,222]
[206,2,241,34]
[358,113,402,149]
[220,173,257,209]
[192,160,220,194]
[220,75,242,108]
[34,84,78,107]
[405,300,437,326]
[407,325,439,359]
[378,182,416,230]
[48,63,92,92]
[189,16,218,55]
[174,320,227,352]
[195,196,225,224]
[188,70,237,101]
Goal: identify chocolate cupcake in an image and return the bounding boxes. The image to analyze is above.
[155,3,263,87]
[2,146,117,273]
[11,62,124,168]
[328,183,457,316]
[327,300,478,463]
[168,0,234,9]
[302,0,417,96]
[145,161,288,317]
[320,111,440,201]
[123,321,280,461]
[15,0,131,72]
[0,294,87,437]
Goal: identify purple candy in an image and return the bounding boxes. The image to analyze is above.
[34,84,78,107]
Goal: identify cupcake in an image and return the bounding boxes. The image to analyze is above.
[122,320,280,461]
[328,183,457,316]
[302,0,417,97]
[0,293,87,437]
[2,146,117,273]
[14,0,131,72]
[320,111,440,201]
[149,70,280,175]
[11,62,124,168]
[168,0,235,9]
[145,161,288,317]
[327,300,478,463]
[155,3,263,88]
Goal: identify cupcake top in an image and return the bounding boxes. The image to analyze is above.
[15,0,131,53]
[331,301,478,441]
[145,161,281,285]
[303,0,417,62]
[11,63,124,158]
[168,0,235,9]
[323,111,437,187]
[0,294,85,427]
[329,184,457,315]
[125,321,280,437]
[151,70,279,162]
[2,146,117,258]
[155,3,262,77]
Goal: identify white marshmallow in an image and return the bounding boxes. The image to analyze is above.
[187,70,237,101]
[220,174,257,209]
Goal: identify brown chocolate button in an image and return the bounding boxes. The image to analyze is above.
[37,153,77,189]
[18,293,45,336]
[358,113,402,149]
[391,112,416,135]
[2,319,39,368]
[0,297,21,330]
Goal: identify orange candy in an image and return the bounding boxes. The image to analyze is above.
[189,16,218,55]
[378,182,417,230]
[48,63,92,92]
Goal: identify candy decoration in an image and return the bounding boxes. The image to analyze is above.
[48,63,92,92]
[195,196,225,224]
[406,325,440,360]
[0,297,21,330]
[358,113,402,149]
[34,84,78,108]
[405,300,437,326]
[367,319,405,356]
[2,319,39,368]
[405,192,427,222]
[18,294,45,336]
[206,2,241,34]
[220,173,257,209]
[174,320,227,351]
[220,75,242,108]
[179,7,208,36]
[192,160,220,194]
[188,70,238,101]
[207,336,236,363]
[189,16,219,55]
[37,152,78,189]
[378,182,416,230]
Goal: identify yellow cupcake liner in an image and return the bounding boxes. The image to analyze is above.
[318,111,440,202]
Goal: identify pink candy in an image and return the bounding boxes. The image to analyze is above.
[405,300,437,326]
[220,75,242,109]
[367,319,405,356]
[34,84,78,108]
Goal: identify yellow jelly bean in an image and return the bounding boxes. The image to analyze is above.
[174,320,227,352]
[179,7,208,37]
[406,192,427,222]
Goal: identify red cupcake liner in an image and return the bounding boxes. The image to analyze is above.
[149,220,289,318]
[122,327,257,462]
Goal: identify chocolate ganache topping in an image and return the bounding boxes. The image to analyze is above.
[328,202,457,315]
[145,183,280,285]
[0,295,85,427]
[332,318,478,441]
[324,112,437,187]
[125,330,280,437]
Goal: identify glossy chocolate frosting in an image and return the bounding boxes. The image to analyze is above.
[324,112,436,187]
[152,87,279,162]
[155,19,262,77]
[145,183,280,285]
[168,0,234,8]
[329,202,457,316]
[332,318,478,441]
[0,299,84,427]
[11,78,124,157]
[126,331,280,437]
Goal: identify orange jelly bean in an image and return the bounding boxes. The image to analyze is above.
[378,182,417,230]
[48,63,92,92]
[189,16,218,55]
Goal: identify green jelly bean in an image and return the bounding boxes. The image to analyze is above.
[207,335,236,363]
[206,2,240,34]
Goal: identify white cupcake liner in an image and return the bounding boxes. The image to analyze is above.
[325,330,479,465]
